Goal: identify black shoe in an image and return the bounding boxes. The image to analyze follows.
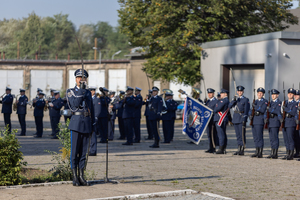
[287,150,294,160]
[251,147,259,157]
[122,142,133,145]
[233,146,241,155]
[149,144,159,148]
[34,135,42,138]
[215,146,226,154]
[294,148,300,158]
[78,168,90,186]
[99,140,108,143]
[187,141,195,144]
[267,149,274,159]
[89,153,96,156]
[162,141,170,144]
[51,136,59,139]
[238,146,245,156]
[205,148,215,153]
[257,147,263,158]
[72,168,80,186]
[272,149,278,159]
[133,141,140,143]
[282,150,289,160]
[18,134,25,136]
[117,137,126,140]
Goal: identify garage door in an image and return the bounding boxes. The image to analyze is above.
[88,70,105,93]
[0,70,23,95]
[229,65,265,103]
[68,70,76,89]
[108,69,126,93]
[170,81,192,101]
[31,70,63,99]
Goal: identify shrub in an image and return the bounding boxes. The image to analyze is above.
[0,126,26,186]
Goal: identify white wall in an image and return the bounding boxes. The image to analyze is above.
[0,70,23,95]
[108,69,126,92]
[170,81,192,101]
[88,69,105,93]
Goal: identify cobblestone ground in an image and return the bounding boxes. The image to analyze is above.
[2,114,300,200]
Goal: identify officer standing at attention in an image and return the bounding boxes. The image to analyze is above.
[67,69,94,186]
[265,89,282,159]
[249,87,268,158]
[33,92,46,138]
[213,89,229,154]
[108,91,117,141]
[161,91,177,143]
[98,87,110,143]
[0,87,13,133]
[143,90,153,140]
[16,89,28,136]
[148,86,163,148]
[88,86,99,156]
[204,88,219,153]
[133,87,143,143]
[116,91,126,140]
[48,91,64,139]
[229,86,250,156]
[122,86,136,145]
[282,88,298,160]
[293,89,300,158]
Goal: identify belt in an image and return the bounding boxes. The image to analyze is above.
[72,111,90,117]
[286,113,294,118]
[255,111,263,116]
[270,113,277,118]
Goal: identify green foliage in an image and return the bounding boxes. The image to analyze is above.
[46,119,72,181]
[0,127,26,186]
[0,12,130,60]
[118,0,298,85]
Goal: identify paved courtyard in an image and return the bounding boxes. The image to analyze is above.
[1,114,300,200]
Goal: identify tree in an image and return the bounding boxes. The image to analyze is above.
[118,0,298,85]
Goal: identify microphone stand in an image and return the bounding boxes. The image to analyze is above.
[97,87,119,184]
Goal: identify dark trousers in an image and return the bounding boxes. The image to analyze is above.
[162,120,172,142]
[146,117,153,139]
[89,131,97,154]
[133,117,141,142]
[294,130,300,151]
[149,120,160,141]
[206,122,219,148]
[124,118,134,143]
[283,127,295,150]
[170,119,175,141]
[18,114,26,135]
[252,124,264,148]
[3,113,11,133]
[98,117,108,142]
[268,127,279,149]
[51,116,61,137]
[118,117,125,139]
[215,121,227,147]
[234,123,246,146]
[70,130,89,169]
[108,118,115,140]
[34,116,43,137]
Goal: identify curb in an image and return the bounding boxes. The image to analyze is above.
[85,189,198,200]
[201,192,235,200]
[0,181,72,190]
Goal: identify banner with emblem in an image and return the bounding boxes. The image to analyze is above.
[182,96,213,145]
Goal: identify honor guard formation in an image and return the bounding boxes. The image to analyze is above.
[2,69,300,186]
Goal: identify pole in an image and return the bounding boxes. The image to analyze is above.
[17,42,20,59]
[94,38,97,60]
[99,50,101,66]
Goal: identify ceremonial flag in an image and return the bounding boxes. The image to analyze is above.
[182,96,213,145]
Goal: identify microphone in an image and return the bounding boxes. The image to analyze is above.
[99,87,104,92]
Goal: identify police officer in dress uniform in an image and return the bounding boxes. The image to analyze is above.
[293,90,300,158]
[229,86,250,156]
[214,89,229,154]
[204,88,219,153]
[49,91,64,139]
[122,86,136,145]
[148,86,163,148]
[133,87,143,143]
[249,87,268,158]
[116,91,126,140]
[98,87,111,143]
[88,86,99,156]
[37,88,43,97]
[161,91,178,143]
[67,69,94,186]
[266,89,282,159]
[33,92,46,138]
[16,89,28,136]
[0,87,13,133]
[143,90,153,140]
[108,91,117,141]
[281,88,298,160]
[48,89,55,135]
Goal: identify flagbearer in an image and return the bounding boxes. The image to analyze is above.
[282,88,298,160]
[229,86,250,156]
[266,89,282,159]
[204,88,219,153]
[213,89,229,154]
[67,69,95,186]
[249,87,268,158]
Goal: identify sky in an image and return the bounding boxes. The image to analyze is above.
[0,0,299,29]
[0,0,121,29]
